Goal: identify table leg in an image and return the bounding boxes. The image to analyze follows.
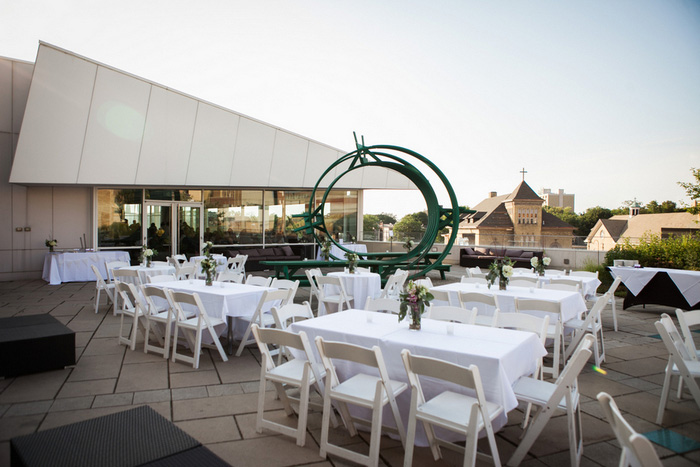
[226,316,234,355]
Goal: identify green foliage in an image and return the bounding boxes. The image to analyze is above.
[679,168,700,214]
[394,211,427,240]
[544,205,612,237]
[605,233,700,270]
[376,213,397,224]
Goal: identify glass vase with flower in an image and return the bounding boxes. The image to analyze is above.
[486,257,515,290]
[139,246,156,267]
[45,239,58,253]
[530,254,551,276]
[398,280,434,331]
[346,252,359,274]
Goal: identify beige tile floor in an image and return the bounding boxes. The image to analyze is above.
[1,268,699,466]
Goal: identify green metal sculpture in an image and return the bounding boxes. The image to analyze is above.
[294,133,470,279]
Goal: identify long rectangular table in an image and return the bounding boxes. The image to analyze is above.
[609,266,700,310]
[42,250,131,285]
[290,310,546,445]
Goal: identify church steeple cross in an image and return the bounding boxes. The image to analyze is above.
[520,167,527,181]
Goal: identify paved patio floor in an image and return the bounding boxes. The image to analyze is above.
[1,267,699,466]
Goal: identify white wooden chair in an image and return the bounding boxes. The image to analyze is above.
[271,301,314,330]
[460,276,488,285]
[508,335,594,467]
[315,336,407,467]
[380,271,408,299]
[271,278,300,305]
[547,278,584,297]
[246,275,273,287]
[655,314,700,424]
[172,254,187,264]
[413,277,433,288]
[112,269,142,316]
[140,285,176,358]
[570,270,598,279]
[588,275,622,332]
[509,278,540,288]
[227,254,247,275]
[316,275,354,313]
[513,267,533,274]
[427,303,477,324]
[115,282,147,351]
[431,289,456,307]
[597,392,663,467]
[465,266,482,278]
[174,262,196,280]
[146,274,177,283]
[235,288,292,357]
[304,268,323,310]
[168,290,228,369]
[105,260,129,284]
[458,291,500,327]
[251,324,328,447]
[90,265,115,314]
[544,269,567,276]
[401,349,503,467]
[515,298,565,378]
[364,297,401,314]
[216,270,244,283]
[564,291,610,368]
[675,308,700,398]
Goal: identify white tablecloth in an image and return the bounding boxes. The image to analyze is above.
[319,271,382,315]
[42,251,131,285]
[511,273,601,299]
[116,264,176,284]
[189,255,228,273]
[290,310,546,445]
[610,266,700,307]
[432,282,587,323]
[316,243,368,261]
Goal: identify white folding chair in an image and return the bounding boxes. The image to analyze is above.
[146,274,178,284]
[115,282,147,351]
[547,278,583,297]
[216,270,244,283]
[401,350,503,467]
[544,269,567,276]
[140,285,176,358]
[271,278,300,305]
[466,266,482,278]
[675,308,700,399]
[515,298,565,379]
[427,303,477,324]
[168,290,228,369]
[315,337,407,467]
[251,324,328,447]
[380,271,408,300]
[460,276,488,285]
[655,314,700,424]
[364,297,401,314]
[508,335,594,467]
[304,268,323,310]
[235,288,292,357]
[172,254,187,264]
[597,392,663,467]
[513,267,533,274]
[413,277,433,288]
[90,265,115,314]
[458,291,500,327]
[271,301,314,330]
[509,278,540,288]
[174,262,196,280]
[316,275,354,313]
[227,254,247,275]
[112,269,142,316]
[431,289,456,307]
[496,312,549,380]
[105,260,129,284]
[570,270,598,279]
[246,275,273,287]
[564,291,610,368]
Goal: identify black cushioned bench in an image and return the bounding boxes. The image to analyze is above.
[11,405,231,467]
[0,314,75,377]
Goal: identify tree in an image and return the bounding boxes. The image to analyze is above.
[376,213,397,225]
[543,206,580,230]
[363,214,382,240]
[578,206,613,237]
[393,212,426,240]
[679,168,700,214]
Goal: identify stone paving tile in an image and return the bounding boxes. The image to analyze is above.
[81,337,126,356]
[56,378,117,399]
[122,349,167,364]
[216,355,263,383]
[132,389,171,405]
[171,386,209,401]
[92,392,134,408]
[115,361,168,393]
[172,391,283,421]
[169,351,216,373]
[175,415,241,444]
[67,353,124,382]
[49,396,94,412]
[0,369,70,404]
[605,356,668,377]
[92,322,122,338]
[614,391,700,426]
[577,371,640,399]
[207,435,324,467]
[170,369,220,388]
[207,383,245,397]
[3,400,53,417]
[0,414,45,442]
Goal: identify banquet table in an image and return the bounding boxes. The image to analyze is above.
[316,243,368,261]
[147,280,276,352]
[609,266,700,310]
[290,310,546,445]
[320,271,382,315]
[116,264,176,284]
[189,255,228,274]
[42,251,131,285]
[511,272,601,299]
[431,282,587,323]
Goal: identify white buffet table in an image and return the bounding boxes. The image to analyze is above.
[42,251,131,285]
[290,310,545,445]
[319,271,382,315]
[316,243,368,260]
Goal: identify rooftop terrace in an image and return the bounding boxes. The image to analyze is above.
[1,268,699,466]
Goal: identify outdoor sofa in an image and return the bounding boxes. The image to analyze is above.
[459,247,543,268]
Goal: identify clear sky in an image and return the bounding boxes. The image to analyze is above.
[3,0,699,218]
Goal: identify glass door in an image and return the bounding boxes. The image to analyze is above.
[178,205,202,258]
[145,203,173,262]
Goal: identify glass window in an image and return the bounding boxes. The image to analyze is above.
[97,189,143,248]
[319,190,358,243]
[203,190,263,245]
[146,189,202,201]
[264,191,315,244]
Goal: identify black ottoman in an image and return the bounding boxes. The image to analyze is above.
[0,314,75,377]
[10,405,231,467]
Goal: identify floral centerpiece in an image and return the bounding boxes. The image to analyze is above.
[530,255,551,276]
[345,252,359,274]
[398,280,434,331]
[45,238,58,252]
[139,245,156,267]
[200,241,217,286]
[403,237,414,251]
[320,239,331,260]
[486,257,514,290]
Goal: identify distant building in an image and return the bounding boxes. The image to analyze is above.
[454,181,575,248]
[541,188,575,211]
[585,206,700,251]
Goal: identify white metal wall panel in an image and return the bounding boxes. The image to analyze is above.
[187,102,239,185]
[10,46,97,184]
[0,60,11,133]
[53,187,92,249]
[78,67,151,184]
[136,87,197,185]
[26,186,53,249]
[303,143,339,188]
[229,117,275,187]
[0,134,13,250]
[12,61,33,134]
[268,131,308,187]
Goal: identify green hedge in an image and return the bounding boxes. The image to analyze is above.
[605,234,700,271]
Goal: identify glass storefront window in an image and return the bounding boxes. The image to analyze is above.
[97,189,143,248]
[145,189,202,202]
[318,190,358,243]
[264,191,315,244]
[203,190,263,245]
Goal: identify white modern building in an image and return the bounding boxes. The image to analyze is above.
[1,42,411,281]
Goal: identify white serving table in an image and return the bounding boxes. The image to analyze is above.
[290,310,546,445]
[431,282,587,323]
[319,271,382,315]
[316,243,368,261]
[42,251,131,285]
[511,272,601,299]
[610,266,700,310]
[116,264,176,284]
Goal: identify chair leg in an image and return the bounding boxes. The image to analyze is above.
[256,365,267,434]
[95,288,101,314]
[319,376,333,459]
[611,297,618,332]
[657,360,673,424]
[403,392,418,467]
[193,327,203,369]
[297,378,310,446]
[368,396,384,467]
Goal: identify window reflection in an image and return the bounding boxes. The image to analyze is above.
[97,189,143,247]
